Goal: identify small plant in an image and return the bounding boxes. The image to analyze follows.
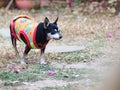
[74,0,87,6]
[47,49,103,64]
[0,72,40,86]
[0,64,97,86]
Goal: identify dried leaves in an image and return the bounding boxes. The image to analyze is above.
[7,62,26,74]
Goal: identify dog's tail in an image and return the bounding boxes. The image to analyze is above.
[10,24,16,46]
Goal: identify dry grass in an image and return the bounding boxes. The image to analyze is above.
[0,8,120,67]
[0,8,120,89]
[1,9,120,42]
[0,8,120,63]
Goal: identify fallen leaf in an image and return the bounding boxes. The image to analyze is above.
[14,69,20,74]
[48,70,56,76]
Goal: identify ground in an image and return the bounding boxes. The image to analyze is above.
[0,9,120,90]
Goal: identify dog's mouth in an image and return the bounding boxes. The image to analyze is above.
[47,33,62,40]
[53,36,62,40]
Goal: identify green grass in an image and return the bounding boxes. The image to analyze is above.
[46,40,105,64]
[0,71,42,86]
[32,65,96,81]
[47,49,103,64]
[0,64,96,86]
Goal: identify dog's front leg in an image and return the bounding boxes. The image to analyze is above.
[40,48,47,65]
[21,45,31,64]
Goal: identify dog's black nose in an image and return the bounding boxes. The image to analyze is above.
[59,36,62,39]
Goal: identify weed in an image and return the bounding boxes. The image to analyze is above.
[0,71,42,86]
[47,49,103,64]
[0,64,97,86]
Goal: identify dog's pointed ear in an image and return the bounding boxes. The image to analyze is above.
[53,17,58,25]
[44,17,50,29]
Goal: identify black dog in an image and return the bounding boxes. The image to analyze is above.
[10,15,62,64]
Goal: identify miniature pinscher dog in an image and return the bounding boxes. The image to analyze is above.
[10,15,62,64]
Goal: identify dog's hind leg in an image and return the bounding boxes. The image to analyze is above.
[21,45,31,64]
[10,25,20,59]
[13,39,20,59]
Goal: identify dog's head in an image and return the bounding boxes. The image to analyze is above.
[43,17,62,40]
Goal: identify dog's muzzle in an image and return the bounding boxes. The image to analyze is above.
[54,34,62,40]
[47,33,62,40]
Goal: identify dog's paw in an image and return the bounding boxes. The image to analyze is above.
[20,60,26,65]
[40,59,48,65]
[40,57,48,65]
[40,61,47,65]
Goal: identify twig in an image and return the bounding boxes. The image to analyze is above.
[5,0,14,11]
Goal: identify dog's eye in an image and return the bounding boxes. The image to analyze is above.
[54,29,58,32]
